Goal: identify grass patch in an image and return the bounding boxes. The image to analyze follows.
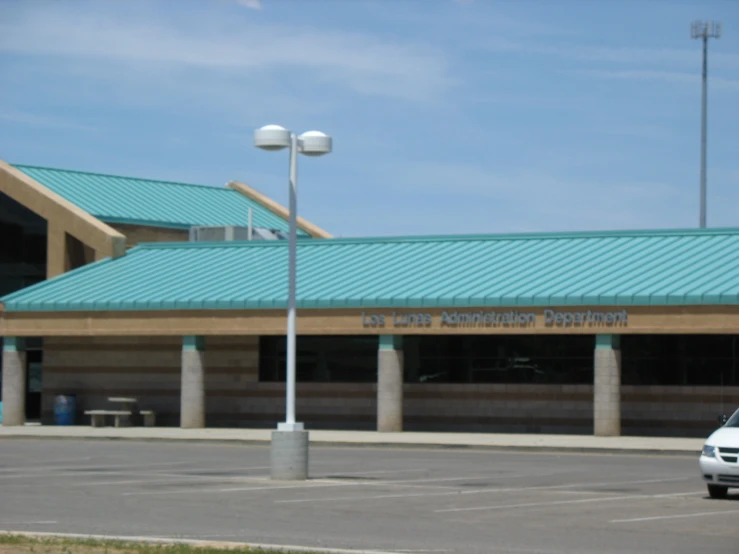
[0,534,327,554]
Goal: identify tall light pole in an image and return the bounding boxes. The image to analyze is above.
[691,20,721,229]
[254,124,332,481]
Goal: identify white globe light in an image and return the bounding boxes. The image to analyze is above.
[254,124,291,151]
[298,130,332,157]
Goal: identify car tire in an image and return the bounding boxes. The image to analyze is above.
[707,484,728,499]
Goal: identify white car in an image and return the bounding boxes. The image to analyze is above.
[699,407,739,498]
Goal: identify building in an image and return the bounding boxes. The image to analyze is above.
[1,160,738,437]
[0,160,330,422]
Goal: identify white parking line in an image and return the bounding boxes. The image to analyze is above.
[120,473,491,497]
[312,469,429,478]
[0,521,57,525]
[0,464,274,483]
[76,474,274,487]
[0,461,194,478]
[397,549,453,554]
[0,465,423,485]
[0,456,97,469]
[435,490,704,513]
[276,487,518,505]
[0,460,193,472]
[122,481,357,496]
[1,468,280,489]
[146,465,272,473]
[119,473,493,496]
[376,483,461,491]
[380,475,500,485]
[275,477,689,505]
[610,509,739,523]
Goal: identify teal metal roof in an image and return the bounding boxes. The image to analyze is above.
[13,164,306,234]
[3,228,739,312]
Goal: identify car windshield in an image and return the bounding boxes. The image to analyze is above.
[726,410,739,427]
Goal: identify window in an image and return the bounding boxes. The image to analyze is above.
[404,335,594,384]
[0,192,47,296]
[259,333,739,386]
[259,335,594,384]
[621,335,739,386]
[259,336,377,382]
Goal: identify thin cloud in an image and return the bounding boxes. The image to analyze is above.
[595,124,670,140]
[483,40,739,72]
[585,69,739,91]
[519,43,739,73]
[236,0,262,8]
[377,160,694,232]
[0,110,95,132]
[0,7,453,103]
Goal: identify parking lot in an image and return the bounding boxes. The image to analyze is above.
[0,439,737,554]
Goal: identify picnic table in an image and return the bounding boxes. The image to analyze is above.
[108,397,137,427]
[108,397,138,413]
[83,397,156,427]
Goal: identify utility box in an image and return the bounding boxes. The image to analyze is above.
[188,225,288,242]
[189,226,252,242]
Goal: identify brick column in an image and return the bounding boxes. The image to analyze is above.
[181,335,205,429]
[46,222,67,279]
[594,334,621,436]
[377,335,403,432]
[2,337,27,426]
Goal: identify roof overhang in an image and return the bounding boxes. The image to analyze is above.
[227,180,332,238]
[0,160,126,261]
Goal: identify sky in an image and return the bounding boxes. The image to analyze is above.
[0,0,737,237]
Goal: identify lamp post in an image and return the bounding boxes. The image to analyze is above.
[691,20,722,228]
[254,124,332,480]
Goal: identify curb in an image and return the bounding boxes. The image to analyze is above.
[0,433,700,456]
[0,530,405,554]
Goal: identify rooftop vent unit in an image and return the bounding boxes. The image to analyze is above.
[188,225,287,242]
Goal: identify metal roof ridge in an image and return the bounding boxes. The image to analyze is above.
[11,163,234,192]
[134,226,739,250]
[98,218,310,234]
[356,227,739,242]
[136,238,314,250]
[95,217,193,230]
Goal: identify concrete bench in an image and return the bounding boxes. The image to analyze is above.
[84,410,133,428]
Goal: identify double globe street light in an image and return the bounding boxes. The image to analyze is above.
[254,124,332,480]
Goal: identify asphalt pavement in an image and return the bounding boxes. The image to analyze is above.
[0,439,737,554]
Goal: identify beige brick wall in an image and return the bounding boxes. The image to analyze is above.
[194,383,595,433]
[183,382,739,436]
[622,385,739,436]
[110,224,189,249]
[404,384,593,434]
[41,338,739,436]
[42,336,259,426]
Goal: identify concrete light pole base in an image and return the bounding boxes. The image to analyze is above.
[270,430,309,480]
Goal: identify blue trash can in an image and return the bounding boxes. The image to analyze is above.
[0,401,3,424]
[53,394,76,425]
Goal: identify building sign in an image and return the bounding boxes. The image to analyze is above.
[361,309,628,329]
[542,309,628,326]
